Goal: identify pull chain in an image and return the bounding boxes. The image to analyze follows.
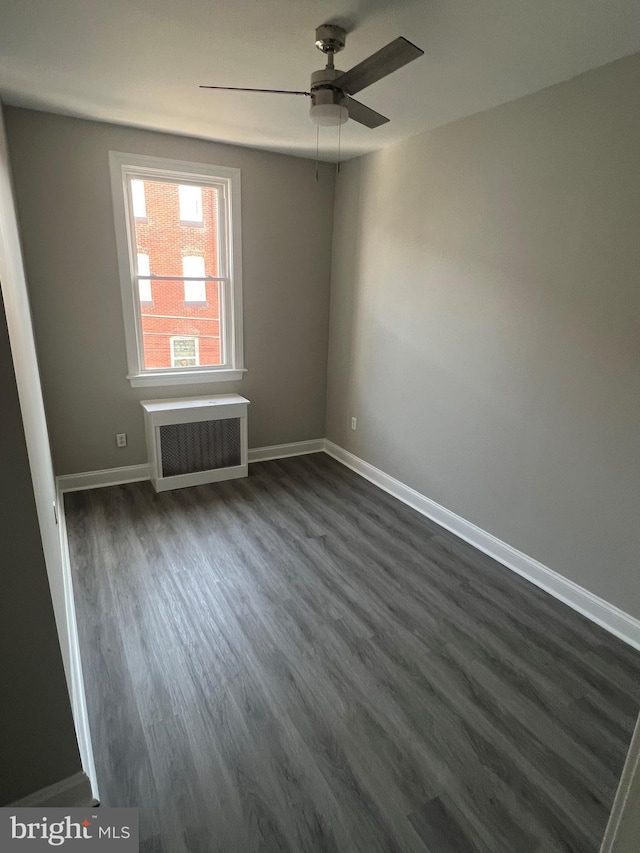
[315,125,319,183]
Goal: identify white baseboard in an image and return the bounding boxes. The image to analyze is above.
[11,771,94,808]
[248,439,325,463]
[324,441,640,652]
[57,464,151,493]
[56,441,326,493]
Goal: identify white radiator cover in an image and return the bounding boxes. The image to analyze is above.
[141,394,249,492]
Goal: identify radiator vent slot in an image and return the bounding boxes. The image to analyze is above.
[159,418,241,477]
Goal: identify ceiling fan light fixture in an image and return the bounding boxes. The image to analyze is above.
[309,102,348,126]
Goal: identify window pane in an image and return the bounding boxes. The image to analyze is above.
[137,253,152,303]
[183,256,206,303]
[128,178,223,370]
[131,179,146,218]
[179,184,203,222]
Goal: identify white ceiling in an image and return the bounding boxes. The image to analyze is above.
[0,0,639,161]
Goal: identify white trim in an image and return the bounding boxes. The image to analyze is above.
[56,482,99,801]
[57,464,151,493]
[248,439,326,463]
[127,368,246,387]
[11,771,94,808]
[324,441,640,652]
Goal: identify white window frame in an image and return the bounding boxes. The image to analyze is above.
[109,151,245,387]
[170,336,200,367]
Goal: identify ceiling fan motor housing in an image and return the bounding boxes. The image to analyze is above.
[309,68,348,124]
[310,68,346,102]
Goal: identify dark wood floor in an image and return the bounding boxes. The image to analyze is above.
[65,453,640,853]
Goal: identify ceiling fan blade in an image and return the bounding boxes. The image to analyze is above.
[200,86,310,96]
[333,37,424,96]
[346,96,389,129]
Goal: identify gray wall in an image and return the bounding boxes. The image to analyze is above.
[327,53,640,619]
[5,109,335,475]
[0,297,81,804]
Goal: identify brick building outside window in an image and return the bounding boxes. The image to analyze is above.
[133,178,221,369]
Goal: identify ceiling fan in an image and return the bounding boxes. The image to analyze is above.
[200,24,424,128]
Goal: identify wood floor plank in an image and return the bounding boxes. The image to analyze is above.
[65,453,640,852]
[408,795,486,853]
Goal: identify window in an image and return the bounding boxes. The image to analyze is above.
[182,256,206,303]
[170,336,199,367]
[109,152,244,387]
[179,184,203,223]
[131,179,147,219]
[137,253,152,303]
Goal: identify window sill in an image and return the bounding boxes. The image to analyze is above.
[127,368,246,388]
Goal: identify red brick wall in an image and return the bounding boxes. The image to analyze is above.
[133,180,221,368]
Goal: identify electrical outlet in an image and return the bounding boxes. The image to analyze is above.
[116,433,127,448]
[351,417,357,431]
